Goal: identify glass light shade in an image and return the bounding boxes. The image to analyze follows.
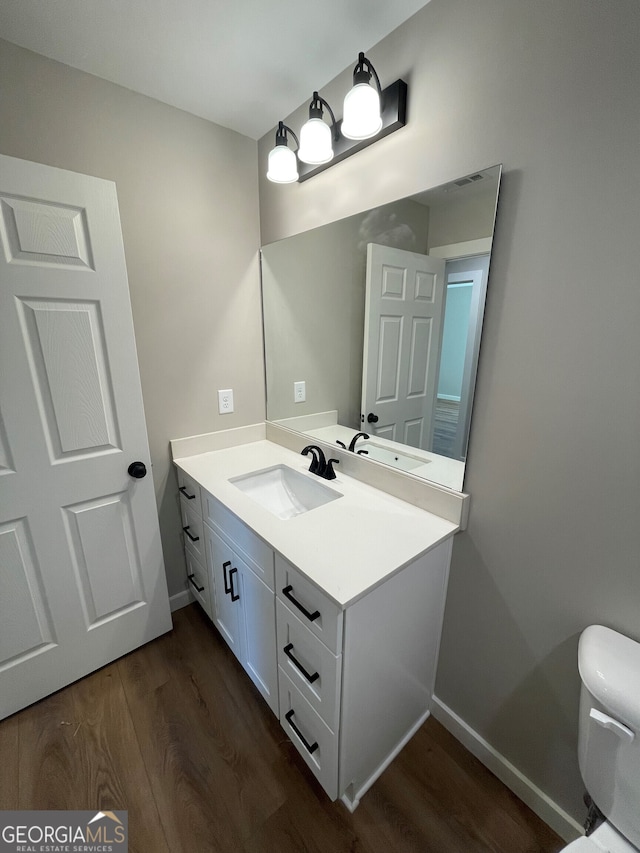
[297,118,334,165]
[341,83,383,140]
[266,144,298,183]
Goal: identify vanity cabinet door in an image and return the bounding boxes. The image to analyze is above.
[205,524,244,662]
[239,557,278,715]
[204,521,278,715]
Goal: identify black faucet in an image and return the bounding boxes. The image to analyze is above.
[336,432,369,453]
[302,444,323,474]
[348,432,369,452]
[301,445,340,480]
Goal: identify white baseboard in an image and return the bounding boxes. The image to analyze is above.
[432,695,583,844]
[170,588,194,613]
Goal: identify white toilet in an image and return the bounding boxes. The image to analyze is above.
[562,625,640,852]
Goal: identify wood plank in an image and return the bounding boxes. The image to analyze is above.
[182,604,286,765]
[118,605,287,852]
[243,749,362,853]
[359,721,563,853]
[0,604,565,853]
[420,720,564,850]
[16,679,86,810]
[115,626,173,698]
[17,663,170,853]
[0,710,19,808]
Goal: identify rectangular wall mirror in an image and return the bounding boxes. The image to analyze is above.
[261,164,502,491]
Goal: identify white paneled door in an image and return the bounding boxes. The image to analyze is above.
[362,243,445,450]
[0,154,171,720]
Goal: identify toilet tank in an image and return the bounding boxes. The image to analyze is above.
[578,625,640,849]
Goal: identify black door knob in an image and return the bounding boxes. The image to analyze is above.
[128,461,147,479]
[367,412,379,424]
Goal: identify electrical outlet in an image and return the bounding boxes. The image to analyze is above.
[218,389,234,414]
[294,381,306,403]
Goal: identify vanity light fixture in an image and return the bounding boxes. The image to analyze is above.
[266,51,407,184]
[266,122,300,183]
[298,92,338,165]
[341,52,383,140]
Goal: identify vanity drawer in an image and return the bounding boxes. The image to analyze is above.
[279,669,338,801]
[276,599,341,732]
[276,555,343,654]
[204,492,274,589]
[177,468,202,514]
[185,544,211,619]
[180,498,205,564]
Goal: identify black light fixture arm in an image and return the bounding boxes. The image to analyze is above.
[354,52,382,97]
[276,120,299,149]
[309,92,339,141]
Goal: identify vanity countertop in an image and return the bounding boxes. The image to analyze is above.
[174,439,458,608]
[302,423,465,491]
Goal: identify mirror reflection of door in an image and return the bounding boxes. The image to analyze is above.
[433,254,489,461]
[362,245,489,462]
[361,243,446,450]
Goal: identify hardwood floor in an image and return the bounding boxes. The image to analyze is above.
[1,604,565,853]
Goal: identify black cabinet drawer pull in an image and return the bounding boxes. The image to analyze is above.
[282,585,320,622]
[285,709,318,754]
[283,643,319,683]
[179,485,196,500]
[182,525,200,542]
[229,567,240,602]
[187,573,205,593]
[222,560,232,594]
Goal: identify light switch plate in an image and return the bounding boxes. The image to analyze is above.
[218,389,234,414]
[294,381,306,403]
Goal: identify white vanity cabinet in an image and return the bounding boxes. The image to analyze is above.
[202,492,279,717]
[172,439,462,812]
[275,542,453,810]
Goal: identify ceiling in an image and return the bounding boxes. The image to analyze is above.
[0,0,431,140]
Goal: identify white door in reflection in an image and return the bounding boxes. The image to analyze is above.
[361,243,446,450]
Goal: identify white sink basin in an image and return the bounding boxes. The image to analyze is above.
[229,464,342,520]
[358,442,429,472]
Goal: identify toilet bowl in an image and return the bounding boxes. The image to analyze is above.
[560,626,640,853]
[563,821,638,852]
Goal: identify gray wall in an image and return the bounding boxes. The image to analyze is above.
[427,184,496,250]
[258,0,640,824]
[0,39,265,598]
[262,197,429,426]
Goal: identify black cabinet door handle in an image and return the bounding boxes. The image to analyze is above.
[282,585,320,622]
[182,525,200,542]
[187,573,205,593]
[222,560,232,594]
[283,643,319,683]
[229,567,240,602]
[179,486,196,500]
[284,709,318,754]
